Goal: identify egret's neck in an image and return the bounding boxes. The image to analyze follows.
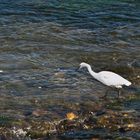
[87,65,97,78]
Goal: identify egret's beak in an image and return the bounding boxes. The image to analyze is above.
[76,66,81,71]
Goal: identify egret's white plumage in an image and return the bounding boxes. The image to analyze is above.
[79,62,131,97]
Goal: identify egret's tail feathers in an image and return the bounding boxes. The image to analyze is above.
[125,80,132,86]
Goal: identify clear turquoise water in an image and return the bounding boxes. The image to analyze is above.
[0,0,140,139]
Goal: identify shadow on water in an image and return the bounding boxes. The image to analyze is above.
[0,0,140,139]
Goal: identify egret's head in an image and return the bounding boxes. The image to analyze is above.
[79,62,90,69]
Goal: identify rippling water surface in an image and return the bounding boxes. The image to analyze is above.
[0,0,140,139]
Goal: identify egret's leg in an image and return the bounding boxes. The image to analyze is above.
[117,89,121,99]
[117,89,125,100]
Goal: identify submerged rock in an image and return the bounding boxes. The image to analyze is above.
[0,94,139,139]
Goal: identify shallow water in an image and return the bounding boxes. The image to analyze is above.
[0,0,140,139]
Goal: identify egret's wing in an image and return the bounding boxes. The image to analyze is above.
[98,71,130,86]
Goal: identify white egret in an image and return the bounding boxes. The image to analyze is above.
[79,62,131,98]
